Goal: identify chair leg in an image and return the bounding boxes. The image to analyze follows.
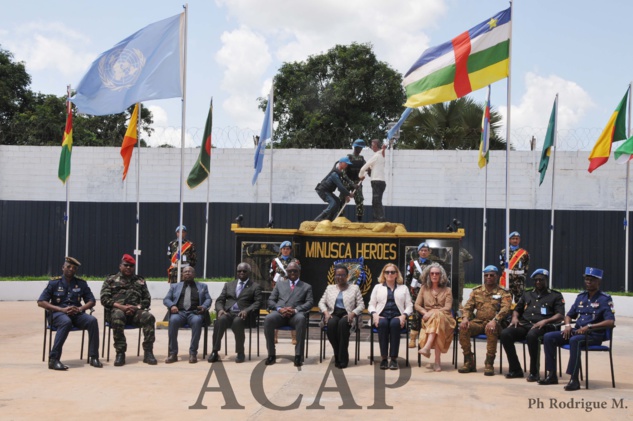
[522,342,527,373]
[405,329,409,368]
[558,347,561,378]
[472,337,477,367]
[48,329,53,362]
[248,324,252,361]
[305,322,309,359]
[101,323,106,358]
[609,349,616,388]
[107,326,111,362]
[585,347,589,390]
[137,328,141,356]
[80,330,86,362]
[43,322,47,362]
[203,326,208,359]
[370,328,374,365]
[499,341,503,374]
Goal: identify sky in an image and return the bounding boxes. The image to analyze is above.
[1,0,632,150]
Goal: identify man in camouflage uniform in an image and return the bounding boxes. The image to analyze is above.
[405,242,434,348]
[340,139,366,222]
[268,240,300,344]
[167,225,197,283]
[499,231,529,303]
[101,254,157,367]
[458,265,511,376]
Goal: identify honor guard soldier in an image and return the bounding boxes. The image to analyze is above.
[341,139,367,222]
[458,265,512,376]
[540,267,615,391]
[269,241,300,344]
[405,242,434,348]
[167,225,197,283]
[38,257,102,370]
[499,231,529,302]
[500,269,565,381]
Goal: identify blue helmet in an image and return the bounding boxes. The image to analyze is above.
[352,139,366,148]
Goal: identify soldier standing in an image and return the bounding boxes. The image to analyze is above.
[458,265,511,376]
[499,231,529,302]
[100,254,157,367]
[405,242,434,348]
[167,225,197,283]
[341,139,367,222]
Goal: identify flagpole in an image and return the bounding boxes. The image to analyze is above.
[548,94,559,286]
[64,84,71,257]
[482,163,488,283]
[626,82,632,292]
[177,4,188,284]
[203,99,212,280]
[504,0,514,283]
[268,85,274,224]
[134,103,142,275]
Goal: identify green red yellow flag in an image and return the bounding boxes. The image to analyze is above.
[58,101,73,183]
[120,103,139,181]
[187,100,213,189]
[588,88,629,173]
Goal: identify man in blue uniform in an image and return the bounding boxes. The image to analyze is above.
[539,267,615,391]
[500,269,565,381]
[37,257,102,370]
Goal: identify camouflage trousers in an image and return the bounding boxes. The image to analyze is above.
[458,319,500,357]
[353,188,364,221]
[408,286,421,331]
[508,275,525,303]
[110,308,156,353]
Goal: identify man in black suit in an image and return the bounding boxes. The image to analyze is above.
[264,261,314,367]
[209,262,262,363]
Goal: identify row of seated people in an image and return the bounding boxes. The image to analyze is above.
[38,255,615,392]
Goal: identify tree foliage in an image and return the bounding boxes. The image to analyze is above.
[397,97,507,150]
[264,43,405,149]
[0,46,153,146]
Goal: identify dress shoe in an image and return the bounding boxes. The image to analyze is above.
[189,354,198,364]
[564,378,581,391]
[379,359,389,370]
[265,356,276,366]
[165,354,178,364]
[526,373,540,383]
[235,353,245,363]
[339,363,347,369]
[389,359,399,370]
[48,359,68,371]
[294,355,303,367]
[537,374,558,385]
[88,357,103,368]
[504,370,524,379]
[143,351,157,365]
[207,351,219,363]
[114,353,126,367]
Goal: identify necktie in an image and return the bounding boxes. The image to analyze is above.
[232,282,244,311]
[184,285,191,311]
[290,281,295,291]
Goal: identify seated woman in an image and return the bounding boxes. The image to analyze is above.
[368,263,413,370]
[318,264,365,369]
[415,263,456,372]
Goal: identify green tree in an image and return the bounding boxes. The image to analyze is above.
[263,43,405,148]
[0,48,31,130]
[397,97,507,150]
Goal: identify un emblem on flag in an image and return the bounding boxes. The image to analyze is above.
[99,48,146,91]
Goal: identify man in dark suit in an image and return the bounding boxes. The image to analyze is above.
[264,261,314,367]
[209,262,262,363]
[163,266,212,364]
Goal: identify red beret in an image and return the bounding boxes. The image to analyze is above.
[122,254,136,265]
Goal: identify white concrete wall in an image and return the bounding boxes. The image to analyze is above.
[0,145,628,211]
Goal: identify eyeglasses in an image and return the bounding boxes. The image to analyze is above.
[430,272,441,276]
[287,269,299,273]
[384,270,397,275]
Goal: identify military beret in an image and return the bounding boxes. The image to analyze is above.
[584,267,603,279]
[483,265,499,273]
[65,256,81,266]
[531,268,549,278]
[417,242,430,251]
[280,241,292,248]
[122,254,136,265]
[175,225,187,233]
[339,156,353,165]
[352,139,366,148]
[509,231,521,238]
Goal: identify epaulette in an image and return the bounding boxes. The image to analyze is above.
[51,276,62,280]
[549,288,561,294]
[472,285,483,290]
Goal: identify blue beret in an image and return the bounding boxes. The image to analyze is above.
[339,156,352,165]
[531,269,549,278]
[175,225,187,233]
[280,241,292,248]
[584,267,603,279]
[483,265,499,273]
[417,242,430,251]
[509,231,520,238]
[352,139,366,148]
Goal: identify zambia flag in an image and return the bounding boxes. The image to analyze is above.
[187,100,212,188]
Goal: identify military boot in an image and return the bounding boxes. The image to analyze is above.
[143,351,158,365]
[484,355,495,376]
[408,330,419,348]
[458,353,476,373]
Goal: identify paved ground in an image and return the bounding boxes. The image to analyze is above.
[1,300,632,421]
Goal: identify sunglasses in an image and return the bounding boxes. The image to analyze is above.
[384,270,397,275]
[122,263,135,268]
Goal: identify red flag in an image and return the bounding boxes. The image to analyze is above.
[120,104,139,180]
